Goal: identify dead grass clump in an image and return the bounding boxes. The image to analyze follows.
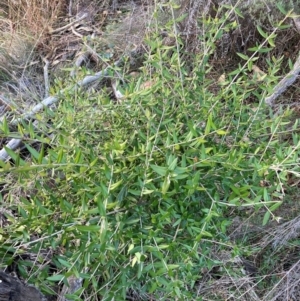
[0,1,68,114]
[3,0,65,38]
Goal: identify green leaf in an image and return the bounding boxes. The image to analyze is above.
[162,176,170,194]
[267,38,275,47]
[90,158,98,167]
[248,47,273,53]
[151,165,168,176]
[96,195,106,216]
[236,52,250,60]
[47,274,65,281]
[74,148,82,163]
[57,258,72,268]
[276,3,287,15]
[269,201,282,211]
[1,117,9,135]
[76,225,101,232]
[4,147,19,161]
[262,211,270,226]
[168,157,178,171]
[233,7,244,18]
[128,189,141,196]
[167,264,179,270]
[216,130,228,135]
[110,179,123,191]
[25,144,41,161]
[205,113,215,135]
[142,189,154,195]
[263,188,270,201]
[57,149,64,163]
[256,25,268,38]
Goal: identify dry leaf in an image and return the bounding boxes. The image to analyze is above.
[218,73,226,85]
[140,80,155,90]
[129,72,140,78]
[252,65,267,81]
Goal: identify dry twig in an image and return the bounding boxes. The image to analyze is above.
[49,13,88,34]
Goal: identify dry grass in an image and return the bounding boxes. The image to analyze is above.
[0,0,67,114]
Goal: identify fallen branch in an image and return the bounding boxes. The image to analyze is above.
[0,56,125,161]
[265,52,300,107]
[0,138,23,162]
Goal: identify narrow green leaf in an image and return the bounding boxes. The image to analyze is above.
[57,149,64,163]
[4,147,19,161]
[276,3,287,15]
[25,144,40,161]
[263,188,270,201]
[236,52,250,60]
[96,196,106,216]
[76,225,101,232]
[168,157,178,171]
[268,38,275,47]
[74,148,82,164]
[257,25,268,38]
[150,165,168,176]
[269,201,282,211]
[128,189,141,196]
[1,117,9,135]
[38,144,45,164]
[262,211,270,226]
[57,258,72,268]
[162,176,170,194]
[90,158,98,167]
[47,274,64,281]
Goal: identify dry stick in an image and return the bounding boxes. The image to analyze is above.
[0,58,124,162]
[68,0,73,17]
[265,52,300,107]
[0,138,23,161]
[49,13,88,34]
[42,57,50,98]
[71,25,83,38]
